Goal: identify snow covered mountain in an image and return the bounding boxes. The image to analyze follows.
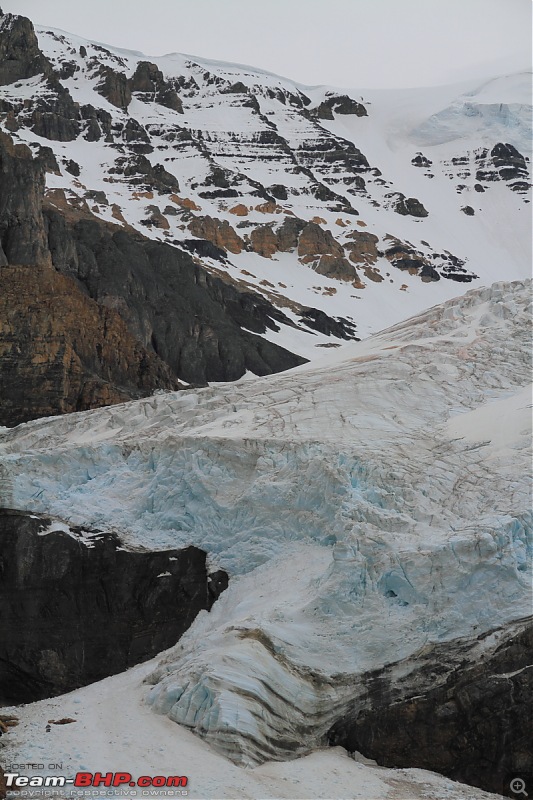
[0,9,531,799]
[0,10,530,426]
[1,279,531,794]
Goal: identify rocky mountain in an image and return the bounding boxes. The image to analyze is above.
[0,8,530,424]
[0,11,531,798]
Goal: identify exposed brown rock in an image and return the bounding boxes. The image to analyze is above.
[229,203,249,216]
[255,200,281,214]
[170,193,201,211]
[111,203,126,222]
[344,230,380,264]
[145,204,170,229]
[362,266,384,282]
[297,221,345,260]
[0,266,179,426]
[313,254,356,281]
[189,215,245,254]
[250,225,278,257]
[311,216,326,225]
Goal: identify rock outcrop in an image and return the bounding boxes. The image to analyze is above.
[0,509,228,703]
[0,122,308,425]
[387,192,429,217]
[131,60,183,112]
[0,10,52,85]
[312,94,367,119]
[0,131,50,267]
[95,64,131,110]
[344,230,380,264]
[44,207,306,388]
[328,619,533,798]
[475,142,531,192]
[298,221,355,280]
[0,266,180,426]
[189,215,245,254]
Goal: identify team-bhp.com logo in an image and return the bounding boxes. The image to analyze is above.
[4,772,188,791]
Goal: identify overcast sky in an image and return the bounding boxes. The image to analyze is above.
[2,0,531,88]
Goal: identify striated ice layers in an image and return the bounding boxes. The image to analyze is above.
[0,280,531,764]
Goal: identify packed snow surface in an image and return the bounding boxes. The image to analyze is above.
[1,657,504,800]
[1,280,531,766]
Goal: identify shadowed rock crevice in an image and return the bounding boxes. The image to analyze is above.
[0,509,228,703]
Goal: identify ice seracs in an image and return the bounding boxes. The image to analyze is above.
[0,279,530,770]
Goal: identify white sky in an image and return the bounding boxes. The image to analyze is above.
[1,0,531,88]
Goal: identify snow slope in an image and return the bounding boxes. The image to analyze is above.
[1,655,503,800]
[1,279,530,766]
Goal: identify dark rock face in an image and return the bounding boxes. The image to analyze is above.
[29,77,81,141]
[411,153,432,168]
[131,60,183,112]
[299,308,358,339]
[383,236,476,283]
[328,619,533,798]
[0,509,228,703]
[313,94,367,119]
[0,11,52,85]
[44,208,307,388]
[0,131,50,267]
[475,142,530,193]
[389,192,429,217]
[110,154,180,193]
[0,123,307,425]
[95,65,131,110]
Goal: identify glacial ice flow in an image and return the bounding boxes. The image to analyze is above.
[0,280,531,764]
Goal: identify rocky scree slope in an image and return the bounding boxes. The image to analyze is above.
[0,9,531,424]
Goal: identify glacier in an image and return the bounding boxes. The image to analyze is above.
[0,279,530,765]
